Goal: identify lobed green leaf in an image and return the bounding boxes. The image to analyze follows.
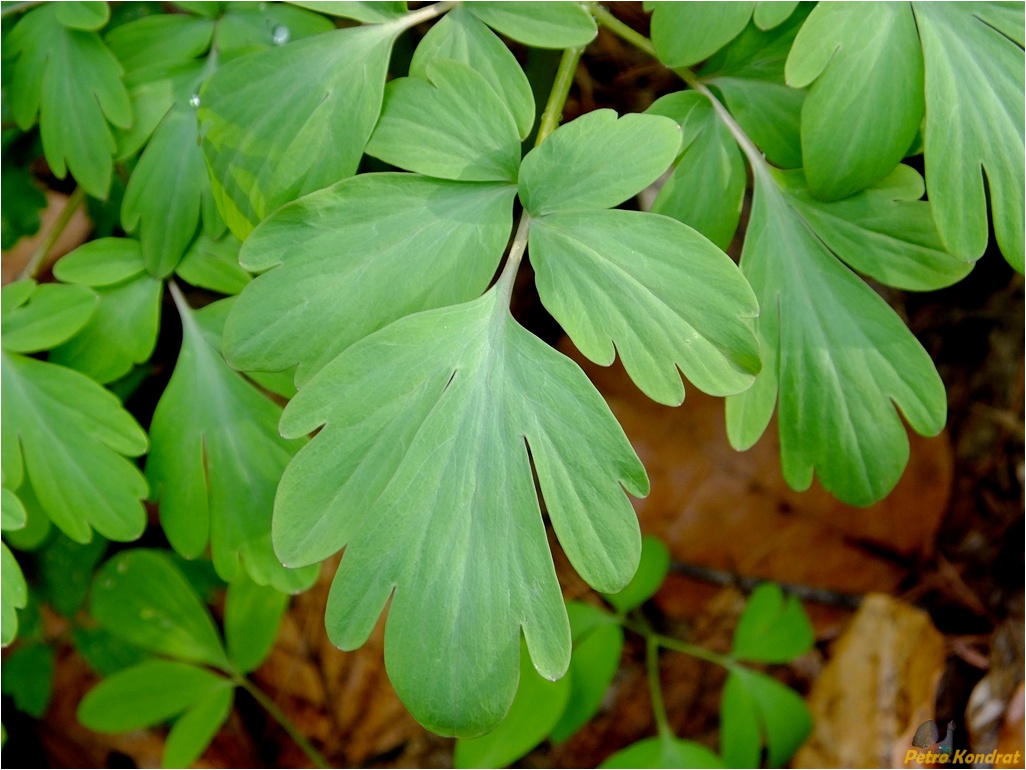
[651,2,755,68]
[467,2,597,48]
[731,583,813,664]
[1,281,97,355]
[721,669,811,768]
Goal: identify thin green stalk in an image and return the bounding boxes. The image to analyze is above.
[391,0,456,33]
[590,3,656,58]
[535,45,586,147]
[495,213,532,308]
[234,675,331,769]
[19,186,86,281]
[646,635,673,739]
[623,617,736,670]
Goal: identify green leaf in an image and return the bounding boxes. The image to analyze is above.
[123,105,217,278]
[163,685,234,769]
[725,168,947,505]
[2,479,51,552]
[721,669,811,768]
[214,2,336,57]
[1,543,27,646]
[529,209,760,405]
[73,626,151,677]
[913,3,1025,270]
[224,575,288,674]
[752,1,797,30]
[1,281,97,354]
[601,735,725,768]
[39,533,107,617]
[550,602,624,743]
[90,550,230,669]
[367,59,521,182]
[105,14,215,75]
[1,352,148,543]
[454,641,571,768]
[778,165,973,291]
[1,166,46,249]
[410,6,535,140]
[175,233,250,295]
[1,643,54,717]
[287,1,406,23]
[5,4,131,198]
[519,110,681,216]
[77,659,231,732]
[1,487,27,531]
[54,1,109,30]
[275,290,647,736]
[148,290,316,593]
[786,2,924,200]
[223,173,515,385]
[53,238,147,285]
[467,2,597,48]
[646,91,746,249]
[651,2,755,68]
[199,22,399,238]
[731,584,813,664]
[602,535,670,614]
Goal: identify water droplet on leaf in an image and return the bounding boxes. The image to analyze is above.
[272,25,290,45]
[189,94,201,108]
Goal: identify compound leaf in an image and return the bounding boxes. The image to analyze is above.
[651,2,756,68]
[519,110,681,216]
[199,22,399,238]
[721,669,811,768]
[913,2,1025,270]
[1,543,27,646]
[1,352,148,543]
[162,683,234,769]
[601,735,725,768]
[467,2,597,48]
[410,6,535,139]
[0,281,97,354]
[275,290,647,736]
[726,168,947,505]
[529,209,760,405]
[223,173,515,385]
[148,288,317,593]
[90,549,229,669]
[787,2,924,200]
[731,583,813,664]
[5,4,131,198]
[454,642,572,768]
[224,575,288,674]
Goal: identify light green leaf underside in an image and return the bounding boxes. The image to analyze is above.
[5,4,131,198]
[721,669,811,768]
[148,291,316,594]
[275,290,646,736]
[223,173,515,386]
[519,109,682,216]
[175,232,250,295]
[77,659,230,732]
[467,2,597,48]
[1,281,97,354]
[913,2,1025,270]
[731,583,813,663]
[601,735,726,769]
[366,58,521,182]
[410,6,535,140]
[778,165,973,291]
[753,1,798,30]
[53,238,147,286]
[1,543,27,646]
[530,209,760,406]
[225,576,288,674]
[647,91,747,249]
[726,170,947,506]
[787,2,924,200]
[199,23,397,238]
[90,550,229,669]
[454,643,571,768]
[651,2,756,68]
[1,352,148,543]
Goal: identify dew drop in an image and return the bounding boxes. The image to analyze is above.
[116,561,128,573]
[272,25,290,45]
[189,94,201,108]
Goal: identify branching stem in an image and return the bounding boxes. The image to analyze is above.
[646,635,673,738]
[536,45,585,147]
[233,675,331,769]
[18,186,86,281]
[391,0,456,32]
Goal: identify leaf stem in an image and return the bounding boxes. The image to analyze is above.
[646,635,673,738]
[233,675,330,769]
[590,3,656,57]
[18,186,86,281]
[390,0,456,32]
[495,213,532,309]
[623,617,737,671]
[535,45,585,147]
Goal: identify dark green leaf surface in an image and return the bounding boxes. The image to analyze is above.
[453,643,571,768]
[175,233,250,295]
[913,2,1025,270]
[529,210,760,405]
[467,2,597,48]
[199,22,399,238]
[1,167,46,249]
[73,627,151,677]
[602,535,670,614]
[651,2,755,68]
[39,533,107,617]
[223,173,515,385]
[90,550,229,669]
[367,59,521,182]
[5,4,131,198]
[647,91,746,250]
[148,290,316,593]
[1,281,97,354]
[224,575,289,674]
[410,6,535,139]
[731,583,813,664]
[601,735,725,768]
[726,168,947,505]
[1,353,148,543]
[721,669,811,768]
[1,543,27,646]
[787,2,924,200]
[275,290,646,736]
[1,643,54,717]
[519,110,681,216]
[77,659,231,731]
[162,685,234,769]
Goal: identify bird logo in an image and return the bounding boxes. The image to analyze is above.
[912,720,956,756]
